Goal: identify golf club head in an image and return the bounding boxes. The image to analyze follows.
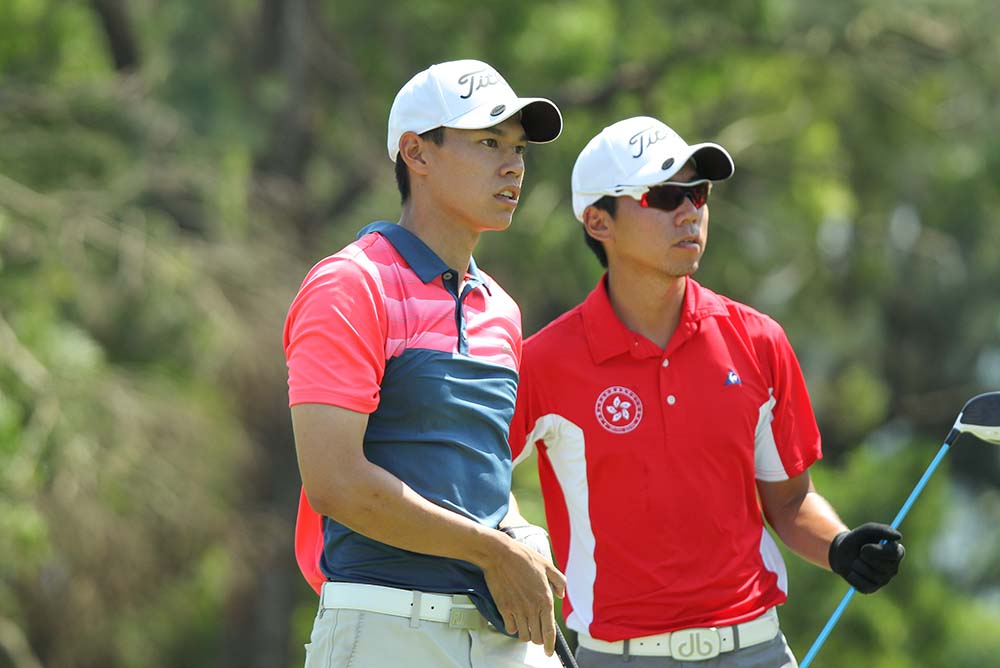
[947,391,1000,445]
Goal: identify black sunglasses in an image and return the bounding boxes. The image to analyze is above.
[639,181,711,211]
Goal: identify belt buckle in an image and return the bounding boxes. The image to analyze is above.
[448,607,483,629]
[669,627,721,661]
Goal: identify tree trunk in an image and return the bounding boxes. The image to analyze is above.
[89,0,141,71]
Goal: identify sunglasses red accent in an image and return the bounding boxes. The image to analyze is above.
[639,182,710,211]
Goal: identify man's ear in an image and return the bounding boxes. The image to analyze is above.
[398,131,431,176]
[583,205,613,244]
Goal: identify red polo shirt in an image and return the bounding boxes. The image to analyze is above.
[508,275,822,641]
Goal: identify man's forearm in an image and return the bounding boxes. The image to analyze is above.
[307,457,507,571]
[292,405,567,653]
[767,490,848,569]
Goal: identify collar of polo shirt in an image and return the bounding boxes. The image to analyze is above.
[581,274,729,363]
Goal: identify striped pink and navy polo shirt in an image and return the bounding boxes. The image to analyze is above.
[283,221,522,630]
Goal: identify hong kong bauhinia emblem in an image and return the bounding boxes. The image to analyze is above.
[595,386,643,434]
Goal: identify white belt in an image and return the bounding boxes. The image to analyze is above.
[577,608,780,661]
[319,582,488,629]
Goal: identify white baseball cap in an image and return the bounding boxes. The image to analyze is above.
[571,116,734,221]
[387,59,563,161]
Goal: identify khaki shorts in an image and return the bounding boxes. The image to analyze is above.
[303,597,561,668]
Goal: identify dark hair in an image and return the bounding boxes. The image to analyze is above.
[582,195,617,268]
[395,127,446,203]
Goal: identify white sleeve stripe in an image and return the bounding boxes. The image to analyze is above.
[754,389,789,481]
[759,527,788,594]
[528,414,596,634]
[511,432,536,467]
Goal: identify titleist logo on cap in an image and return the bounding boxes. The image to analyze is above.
[629,126,671,158]
[457,68,501,99]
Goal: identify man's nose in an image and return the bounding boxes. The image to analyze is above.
[674,195,701,226]
[502,151,524,177]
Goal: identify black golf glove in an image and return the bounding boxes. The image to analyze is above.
[828,522,905,594]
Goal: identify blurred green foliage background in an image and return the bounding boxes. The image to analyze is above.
[1,1,999,666]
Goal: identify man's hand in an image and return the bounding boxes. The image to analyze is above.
[481,530,566,656]
[500,524,553,563]
[828,522,905,594]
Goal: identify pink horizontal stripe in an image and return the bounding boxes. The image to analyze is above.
[385,332,457,357]
[385,324,517,351]
[469,325,520,347]
[385,338,405,358]
[383,310,456,329]
[380,280,454,303]
[383,302,520,333]
[467,346,518,368]
[463,353,518,368]
[384,297,459,322]
[469,317,519,334]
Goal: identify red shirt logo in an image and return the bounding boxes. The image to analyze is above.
[595,386,643,433]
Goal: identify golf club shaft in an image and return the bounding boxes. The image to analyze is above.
[799,441,952,667]
[555,625,579,668]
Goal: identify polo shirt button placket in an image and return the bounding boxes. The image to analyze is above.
[660,358,674,406]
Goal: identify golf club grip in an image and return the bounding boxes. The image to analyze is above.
[555,626,579,668]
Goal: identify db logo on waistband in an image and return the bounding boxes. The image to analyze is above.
[595,386,643,434]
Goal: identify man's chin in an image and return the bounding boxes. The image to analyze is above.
[667,262,700,278]
[480,217,514,233]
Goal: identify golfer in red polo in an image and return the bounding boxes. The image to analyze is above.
[508,117,905,667]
